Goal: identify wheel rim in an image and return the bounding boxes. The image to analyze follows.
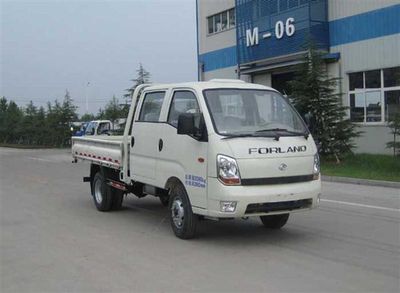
[94,179,103,204]
[171,198,184,228]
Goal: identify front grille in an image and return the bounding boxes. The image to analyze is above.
[245,199,313,214]
[241,174,314,186]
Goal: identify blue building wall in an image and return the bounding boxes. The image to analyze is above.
[198,46,237,72]
[198,2,400,73]
[329,4,400,47]
[236,0,329,64]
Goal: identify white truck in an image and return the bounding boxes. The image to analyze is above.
[72,80,321,239]
[83,120,113,136]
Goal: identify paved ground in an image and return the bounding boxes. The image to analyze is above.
[1,148,399,292]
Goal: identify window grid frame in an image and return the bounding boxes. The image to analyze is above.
[348,68,400,125]
[207,8,236,36]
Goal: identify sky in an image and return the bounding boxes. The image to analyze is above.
[0,0,198,115]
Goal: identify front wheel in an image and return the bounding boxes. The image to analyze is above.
[260,214,289,229]
[159,195,169,207]
[169,184,198,239]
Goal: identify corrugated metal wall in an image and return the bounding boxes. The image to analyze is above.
[236,0,329,64]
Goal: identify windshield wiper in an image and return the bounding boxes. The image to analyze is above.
[221,133,276,140]
[221,133,257,139]
[256,128,309,140]
[221,129,310,140]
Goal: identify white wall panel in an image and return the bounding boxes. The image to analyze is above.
[328,0,399,21]
[197,0,236,54]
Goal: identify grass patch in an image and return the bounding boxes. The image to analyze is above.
[321,154,400,182]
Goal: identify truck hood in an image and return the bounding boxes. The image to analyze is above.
[221,136,317,179]
[222,136,316,159]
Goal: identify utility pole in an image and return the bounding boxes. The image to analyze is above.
[85,82,90,113]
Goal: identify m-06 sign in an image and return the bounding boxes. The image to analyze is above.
[246,18,296,47]
[236,0,329,64]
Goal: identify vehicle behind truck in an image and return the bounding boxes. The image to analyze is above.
[72,120,113,137]
[72,79,321,239]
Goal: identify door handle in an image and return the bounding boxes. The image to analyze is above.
[158,139,163,152]
[131,136,135,147]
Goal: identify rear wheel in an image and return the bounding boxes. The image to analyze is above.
[260,214,289,229]
[169,184,198,239]
[92,172,124,211]
[92,172,113,211]
[111,189,124,210]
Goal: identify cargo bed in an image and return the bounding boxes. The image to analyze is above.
[72,136,123,170]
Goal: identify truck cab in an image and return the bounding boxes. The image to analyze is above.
[84,120,113,136]
[72,80,321,239]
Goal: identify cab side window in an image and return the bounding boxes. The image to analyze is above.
[97,122,110,135]
[168,91,200,127]
[138,92,165,122]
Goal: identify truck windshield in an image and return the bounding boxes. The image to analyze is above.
[203,89,307,137]
[85,122,97,136]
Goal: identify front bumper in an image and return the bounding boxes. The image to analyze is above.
[205,177,321,218]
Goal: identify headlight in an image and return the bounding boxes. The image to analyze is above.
[313,153,320,180]
[217,154,241,185]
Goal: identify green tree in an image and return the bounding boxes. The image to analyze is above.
[0,97,8,142]
[96,108,105,120]
[3,100,23,144]
[124,63,151,105]
[60,90,78,146]
[103,95,125,128]
[43,90,78,146]
[133,63,151,87]
[19,101,38,144]
[386,113,400,156]
[80,113,95,122]
[0,93,79,147]
[46,100,63,146]
[289,44,359,162]
[35,106,47,145]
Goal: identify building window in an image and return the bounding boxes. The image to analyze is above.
[384,67,400,87]
[229,8,235,27]
[207,8,235,35]
[349,67,400,123]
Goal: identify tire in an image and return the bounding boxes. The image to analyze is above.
[159,195,169,207]
[92,170,124,211]
[111,189,124,210]
[260,214,289,229]
[92,172,113,211]
[169,184,198,239]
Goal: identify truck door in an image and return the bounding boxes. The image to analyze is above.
[156,90,208,209]
[130,91,166,185]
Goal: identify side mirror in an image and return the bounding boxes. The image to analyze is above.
[177,113,207,141]
[177,113,195,135]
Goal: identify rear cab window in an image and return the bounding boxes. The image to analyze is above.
[138,91,166,122]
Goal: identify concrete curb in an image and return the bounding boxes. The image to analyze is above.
[322,175,400,189]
